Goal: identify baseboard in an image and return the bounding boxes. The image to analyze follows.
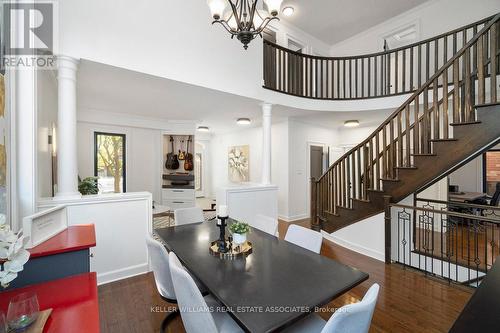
[278,213,308,222]
[321,231,385,262]
[96,262,149,285]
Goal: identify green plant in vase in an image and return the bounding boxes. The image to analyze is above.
[229,221,250,245]
[78,176,99,195]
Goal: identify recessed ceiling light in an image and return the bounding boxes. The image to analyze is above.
[197,126,209,132]
[282,6,294,16]
[344,120,360,127]
[237,118,251,125]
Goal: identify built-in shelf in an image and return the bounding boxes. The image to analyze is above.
[162,185,195,189]
[163,174,195,181]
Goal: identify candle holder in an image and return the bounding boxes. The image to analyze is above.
[216,216,229,253]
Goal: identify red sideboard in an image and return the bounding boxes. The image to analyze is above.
[0,272,100,333]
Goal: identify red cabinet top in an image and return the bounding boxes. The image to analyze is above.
[29,225,96,258]
[0,272,100,333]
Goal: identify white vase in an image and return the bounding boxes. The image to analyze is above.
[233,233,247,245]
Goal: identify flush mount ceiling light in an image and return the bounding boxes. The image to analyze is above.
[344,120,360,127]
[207,0,283,50]
[282,6,294,16]
[237,118,251,125]
[197,126,210,132]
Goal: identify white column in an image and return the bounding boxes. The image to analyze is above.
[55,56,81,199]
[261,103,272,185]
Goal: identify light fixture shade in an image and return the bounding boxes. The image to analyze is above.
[344,120,360,127]
[263,0,283,16]
[282,6,294,16]
[237,118,251,125]
[197,126,210,132]
[207,0,228,20]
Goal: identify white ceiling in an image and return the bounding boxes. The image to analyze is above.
[77,60,392,134]
[280,0,429,45]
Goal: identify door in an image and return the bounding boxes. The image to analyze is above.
[310,145,323,180]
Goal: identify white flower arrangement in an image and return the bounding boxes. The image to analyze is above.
[0,214,30,288]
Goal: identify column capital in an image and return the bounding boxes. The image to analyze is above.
[57,56,79,81]
[260,102,272,116]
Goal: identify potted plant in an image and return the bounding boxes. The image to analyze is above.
[229,221,251,245]
[78,176,99,195]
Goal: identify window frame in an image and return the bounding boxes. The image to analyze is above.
[483,149,500,196]
[93,131,127,193]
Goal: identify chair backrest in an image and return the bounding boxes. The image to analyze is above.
[169,252,218,333]
[174,207,205,226]
[252,214,279,236]
[322,283,380,333]
[284,224,323,253]
[491,183,500,207]
[145,234,175,300]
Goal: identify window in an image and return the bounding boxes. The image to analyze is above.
[195,152,202,192]
[484,150,500,196]
[94,132,126,193]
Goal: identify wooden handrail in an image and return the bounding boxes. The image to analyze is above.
[319,13,500,182]
[264,15,494,61]
[313,14,500,220]
[263,14,497,101]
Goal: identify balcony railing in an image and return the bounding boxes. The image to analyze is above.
[263,15,495,100]
[389,198,500,287]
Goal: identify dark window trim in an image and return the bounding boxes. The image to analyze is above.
[482,149,500,195]
[94,132,127,193]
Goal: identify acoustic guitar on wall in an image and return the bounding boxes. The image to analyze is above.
[184,135,194,171]
[165,136,179,170]
[178,138,186,161]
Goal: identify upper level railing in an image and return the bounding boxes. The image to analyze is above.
[313,13,500,220]
[263,15,496,100]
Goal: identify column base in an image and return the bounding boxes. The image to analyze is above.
[55,192,82,200]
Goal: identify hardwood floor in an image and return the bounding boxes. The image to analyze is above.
[99,220,472,333]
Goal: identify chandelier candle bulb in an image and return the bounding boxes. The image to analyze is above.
[218,205,228,218]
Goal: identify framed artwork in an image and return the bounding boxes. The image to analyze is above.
[228,145,249,182]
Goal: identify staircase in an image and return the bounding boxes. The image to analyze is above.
[312,14,500,233]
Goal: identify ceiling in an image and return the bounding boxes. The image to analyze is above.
[280,0,429,45]
[77,60,392,134]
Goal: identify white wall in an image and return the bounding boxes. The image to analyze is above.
[57,0,414,112]
[36,70,58,198]
[330,0,500,56]
[209,121,290,219]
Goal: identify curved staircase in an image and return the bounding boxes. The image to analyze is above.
[311,14,500,233]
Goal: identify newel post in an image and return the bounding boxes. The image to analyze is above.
[310,177,319,231]
[384,195,392,264]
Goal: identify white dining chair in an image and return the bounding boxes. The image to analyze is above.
[284,224,323,253]
[169,252,244,333]
[146,234,207,333]
[252,214,279,236]
[174,207,205,225]
[283,283,380,333]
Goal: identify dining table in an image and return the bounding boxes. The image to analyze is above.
[155,220,369,333]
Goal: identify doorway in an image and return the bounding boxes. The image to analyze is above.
[310,145,324,180]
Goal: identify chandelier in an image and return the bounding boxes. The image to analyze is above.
[207,0,283,49]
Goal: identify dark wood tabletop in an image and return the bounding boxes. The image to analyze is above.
[156,221,369,333]
[449,256,500,333]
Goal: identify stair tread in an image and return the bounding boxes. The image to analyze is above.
[352,198,371,203]
[430,138,458,142]
[450,121,481,126]
[411,153,437,156]
[396,166,417,169]
[367,189,384,193]
[381,178,400,182]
